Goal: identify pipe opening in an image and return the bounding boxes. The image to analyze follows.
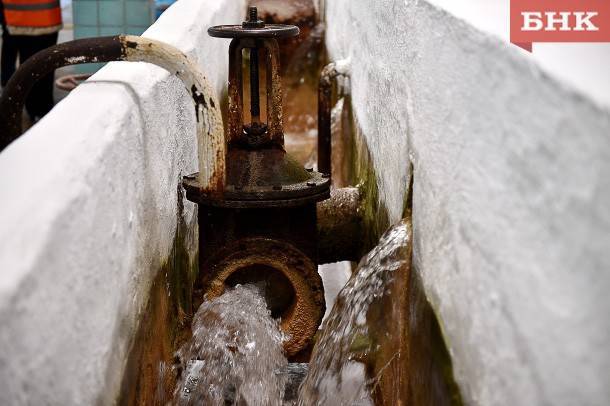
[225,264,296,319]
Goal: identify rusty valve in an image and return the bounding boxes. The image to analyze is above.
[184,7,330,357]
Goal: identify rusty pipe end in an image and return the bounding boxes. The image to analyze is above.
[201,238,325,357]
[318,60,351,178]
[317,187,363,264]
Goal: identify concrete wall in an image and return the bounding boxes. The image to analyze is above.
[2,0,609,404]
[325,0,610,405]
[0,0,244,404]
[427,0,610,110]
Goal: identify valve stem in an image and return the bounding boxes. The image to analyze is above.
[246,7,263,126]
[250,42,260,124]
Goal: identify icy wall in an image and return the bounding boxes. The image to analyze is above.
[325,0,610,405]
[0,0,244,404]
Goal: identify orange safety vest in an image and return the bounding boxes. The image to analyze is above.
[2,0,62,35]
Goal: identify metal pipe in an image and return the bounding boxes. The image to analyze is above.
[263,38,284,144]
[0,35,225,193]
[317,186,363,264]
[227,38,246,144]
[317,60,350,178]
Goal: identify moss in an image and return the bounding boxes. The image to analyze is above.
[118,187,198,406]
[350,332,373,354]
[339,93,463,405]
[338,94,390,256]
[166,191,198,322]
[429,309,464,406]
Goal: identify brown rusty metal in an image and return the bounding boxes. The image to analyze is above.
[183,143,331,208]
[215,7,288,147]
[187,9,331,357]
[183,161,330,208]
[263,38,284,144]
[317,187,364,264]
[0,36,225,196]
[195,203,325,357]
[227,37,247,145]
[243,5,266,29]
[226,36,284,146]
[318,62,349,178]
[201,238,324,357]
[120,35,225,193]
[197,5,329,208]
[208,8,299,41]
[207,25,299,38]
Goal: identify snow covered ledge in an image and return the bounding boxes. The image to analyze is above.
[325,0,610,405]
[0,0,244,404]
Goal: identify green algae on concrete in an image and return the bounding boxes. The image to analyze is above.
[118,187,199,406]
[335,93,463,405]
[334,94,390,257]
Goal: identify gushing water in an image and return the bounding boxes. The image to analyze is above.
[298,220,411,405]
[173,284,288,406]
[168,221,412,405]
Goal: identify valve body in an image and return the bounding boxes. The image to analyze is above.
[184,7,330,357]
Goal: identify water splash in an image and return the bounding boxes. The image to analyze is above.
[298,220,411,405]
[168,220,414,405]
[173,284,288,406]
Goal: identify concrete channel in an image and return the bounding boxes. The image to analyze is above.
[0,0,609,405]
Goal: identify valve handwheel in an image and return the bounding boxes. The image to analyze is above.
[208,7,299,39]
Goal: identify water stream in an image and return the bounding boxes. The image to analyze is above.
[172,284,288,405]
[298,220,411,405]
[125,4,459,404]
[169,221,412,405]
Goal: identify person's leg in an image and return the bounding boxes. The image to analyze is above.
[18,32,59,120]
[1,28,19,87]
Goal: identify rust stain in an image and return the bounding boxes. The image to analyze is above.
[199,238,324,357]
[123,39,139,49]
[190,84,208,108]
[119,192,197,405]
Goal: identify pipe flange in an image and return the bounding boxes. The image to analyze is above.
[199,238,325,356]
[183,171,330,208]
